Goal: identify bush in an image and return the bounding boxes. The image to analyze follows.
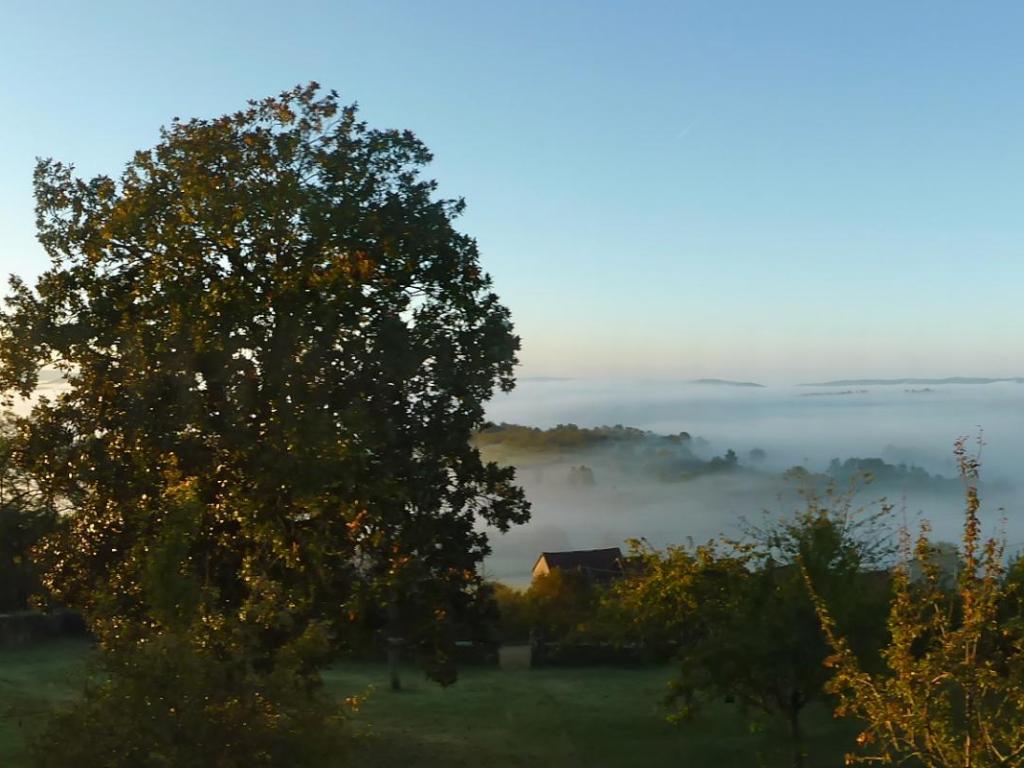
[32,633,349,768]
[524,569,601,641]
[491,582,531,643]
[492,571,612,646]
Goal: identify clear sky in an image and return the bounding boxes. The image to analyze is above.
[2,1,1022,383]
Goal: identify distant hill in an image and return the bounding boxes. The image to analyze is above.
[473,423,740,483]
[801,377,1024,387]
[692,378,765,388]
[799,389,868,397]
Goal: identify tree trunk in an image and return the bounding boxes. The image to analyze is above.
[387,601,402,691]
[387,641,402,691]
[788,703,804,768]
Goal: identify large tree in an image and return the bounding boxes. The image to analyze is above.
[0,84,529,679]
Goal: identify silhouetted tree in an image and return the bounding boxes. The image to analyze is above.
[0,83,529,765]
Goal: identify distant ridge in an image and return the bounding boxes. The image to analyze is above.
[801,377,1024,387]
[692,378,765,388]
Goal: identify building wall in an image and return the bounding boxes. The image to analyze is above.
[531,557,550,580]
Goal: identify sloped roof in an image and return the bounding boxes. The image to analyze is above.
[533,547,624,576]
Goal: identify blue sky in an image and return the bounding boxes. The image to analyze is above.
[2,1,1022,382]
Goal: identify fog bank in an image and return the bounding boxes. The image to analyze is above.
[483,379,1024,583]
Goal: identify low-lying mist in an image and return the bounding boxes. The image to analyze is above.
[482,378,1024,584]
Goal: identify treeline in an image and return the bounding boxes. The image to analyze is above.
[475,422,744,482]
[475,422,661,452]
[779,456,961,496]
[478,423,958,493]
[825,456,960,491]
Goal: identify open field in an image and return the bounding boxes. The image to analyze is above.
[1,642,855,767]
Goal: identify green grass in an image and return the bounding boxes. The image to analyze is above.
[330,646,854,767]
[0,639,93,768]
[0,642,855,767]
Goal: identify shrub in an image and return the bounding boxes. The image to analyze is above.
[811,437,1024,767]
[32,632,349,768]
[491,582,531,643]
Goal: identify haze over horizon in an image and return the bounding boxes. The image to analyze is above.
[518,373,1024,388]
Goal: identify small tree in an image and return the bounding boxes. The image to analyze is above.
[526,568,600,641]
[491,581,531,643]
[811,437,1024,767]
[607,537,747,655]
[614,488,891,768]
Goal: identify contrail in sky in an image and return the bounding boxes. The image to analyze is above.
[675,119,697,141]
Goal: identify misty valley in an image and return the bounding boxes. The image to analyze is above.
[480,379,1024,584]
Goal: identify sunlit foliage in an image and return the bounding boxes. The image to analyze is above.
[811,438,1024,767]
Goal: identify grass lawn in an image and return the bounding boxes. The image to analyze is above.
[0,639,93,768]
[1,642,855,767]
